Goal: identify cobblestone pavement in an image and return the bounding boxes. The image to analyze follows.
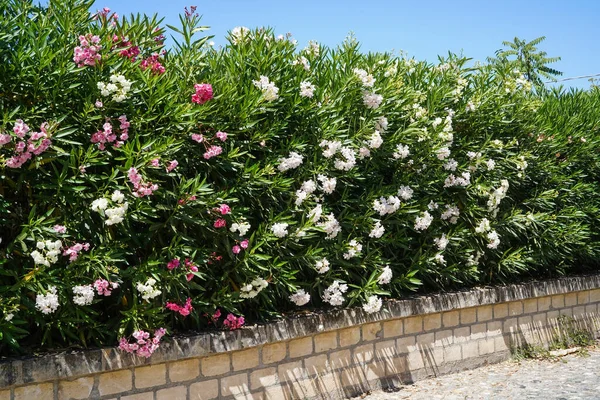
[359,348,600,400]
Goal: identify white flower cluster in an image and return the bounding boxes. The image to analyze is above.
[384,62,398,77]
[315,257,330,274]
[375,116,388,132]
[31,239,62,266]
[317,213,342,239]
[271,222,289,238]
[289,289,311,306]
[373,195,401,216]
[369,220,385,238]
[295,179,317,206]
[353,68,375,87]
[91,190,128,225]
[334,147,357,171]
[475,218,500,249]
[397,185,413,201]
[444,171,471,188]
[136,278,162,302]
[304,40,320,57]
[97,74,132,102]
[253,75,279,101]
[363,91,383,109]
[444,158,458,171]
[231,26,251,45]
[300,81,315,98]
[277,152,303,172]
[240,277,268,299]
[230,221,251,236]
[414,211,433,231]
[436,147,451,160]
[378,265,393,285]
[434,254,446,265]
[317,174,337,194]
[466,252,483,267]
[466,100,477,112]
[362,295,382,314]
[486,159,496,171]
[487,179,509,215]
[292,56,310,71]
[412,103,427,120]
[487,230,501,249]
[433,234,449,250]
[368,131,383,149]
[320,140,342,158]
[308,204,323,222]
[343,239,362,259]
[322,280,348,306]
[36,286,59,314]
[440,204,460,224]
[393,144,410,159]
[451,77,468,99]
[72,284,95,306]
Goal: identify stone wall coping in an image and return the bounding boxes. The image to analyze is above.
[2,273,600,388]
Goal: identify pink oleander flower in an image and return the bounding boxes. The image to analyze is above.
[150,158,160,167]
[191,133,204,143]
[119,328,166,358]
[94,279,118,296]
[73,34,102,67]
[53,225,67,234]
[167,258,180,270]
[140,53,166,75]
[232,245,241,254]
[166,160,178,172]
[165,298,193,317]
[214,219,226,228]
[63,242,90,262]
[215,131,228,142]
[203,145,222,160]
[13,119,29,138]
[219,204,231,215]
[213,309,222,320]
[191,83,213,104]
[0,133,11,146]
[223,313,245,330]
[184,258,198,281]
[240,239,249,249]
[95,100,103,108]
[128,167,158,197]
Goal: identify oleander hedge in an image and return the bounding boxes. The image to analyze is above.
[1,0,599,356]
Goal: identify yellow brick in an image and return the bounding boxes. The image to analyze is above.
[221,373,249,397]
[304,353,330,376]
[508,301,523,316]
[518,315,532,328]
[314,331,338,353]
[361,322,382,341]
[396,336,416,353]
[573,305,586,317]
[462,342,478,359]
[453,327,471,343]
[261,342,287,364]
[135,364,166,389]
[250,367,278,390]
[406,350,424,370]
[444,345,462,362]
[460,308,477,324]
[328,349,351,370]
[487,321,503,336]
[121,393,154,400]
[589,289,600,302]
[503,317,518,333]
[564,293,578,307]
[157,386,187,400]
[289,378,318,399]
[537,296,551,311]
[169,358,200,382]
[339,365,364,388]
[375,339,397,360]
[379,320,400,339]
[551,295,565,309]
[189,379,219,400]
[493,303,509,318]
[388,355,408,376]
[416,332,434,346]
[470,323,487,340]
[277,360,305,383]
[0,390,9,400]
[442,310,459,327]
[523,298,538,313]
[494,336,510,352]
[201,353,231,377]
[339,326,361,346]
[434,329,453,347]
[352,343,374,364]
[560,308,573,317]
[232,348,259,371]
[478,338,495,355]
[363,361,386,382]
[98,369,133,396]
[577,291,590,305]
[403,316,423,334]
[477,305,493,322]
[14,383,53,400]
[423,313,441,330]
[289,336,313,358]
[58,376,94,399]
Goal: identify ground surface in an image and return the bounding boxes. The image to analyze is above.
[358,347,600,399]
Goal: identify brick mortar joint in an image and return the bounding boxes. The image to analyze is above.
[2,276,600,389]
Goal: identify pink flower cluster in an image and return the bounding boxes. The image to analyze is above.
[128,167,158,197]
[178,194,197,205]
[215,131,227,141]
[166,160,178,173]
[223,313,245,330]
[112,35,140,61]
[93,7,118,24]
[118,328,166,358]
[219,204,231,215]
[93,279,119,296]
[165,297,193,316]
[166,258,198,281]
[91,115,129,150]
[73,34,102,67]
[231,239,249,255]
[140,53,166,75]
[191,83,213,105]
[214,218,226,228]
[4,120,52,168]
[203,145,223,160]
[63,242,91,262]
[191,134,204,143]
[53,225,67,234]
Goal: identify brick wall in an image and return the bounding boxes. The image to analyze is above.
[2,276,600,400]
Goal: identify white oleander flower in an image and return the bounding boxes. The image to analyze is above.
[230,222,251,236]
[36,286,59,314]
[315,258,330,274]
[362,295,382,314]
[72,285,95,306]
[277,152,303,172]
[136,278,162,301]
[434,234,449,250]
[318,213,342,239]
[271,223,289,238]
[393,144,410,159]
[289,289,311,306]
[300,81,315,98]
[414,211,433,231]
[240,277,269,299]
[378,266,393,285]
[397,185,413,201]
[322,280,348,306]
[369,221,385,238]
[343,239,363,259]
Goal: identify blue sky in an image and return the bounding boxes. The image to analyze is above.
[91,0,600,89]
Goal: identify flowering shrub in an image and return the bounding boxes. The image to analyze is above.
[1,0,600,356]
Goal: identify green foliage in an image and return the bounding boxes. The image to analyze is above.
[0,0,599,357]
